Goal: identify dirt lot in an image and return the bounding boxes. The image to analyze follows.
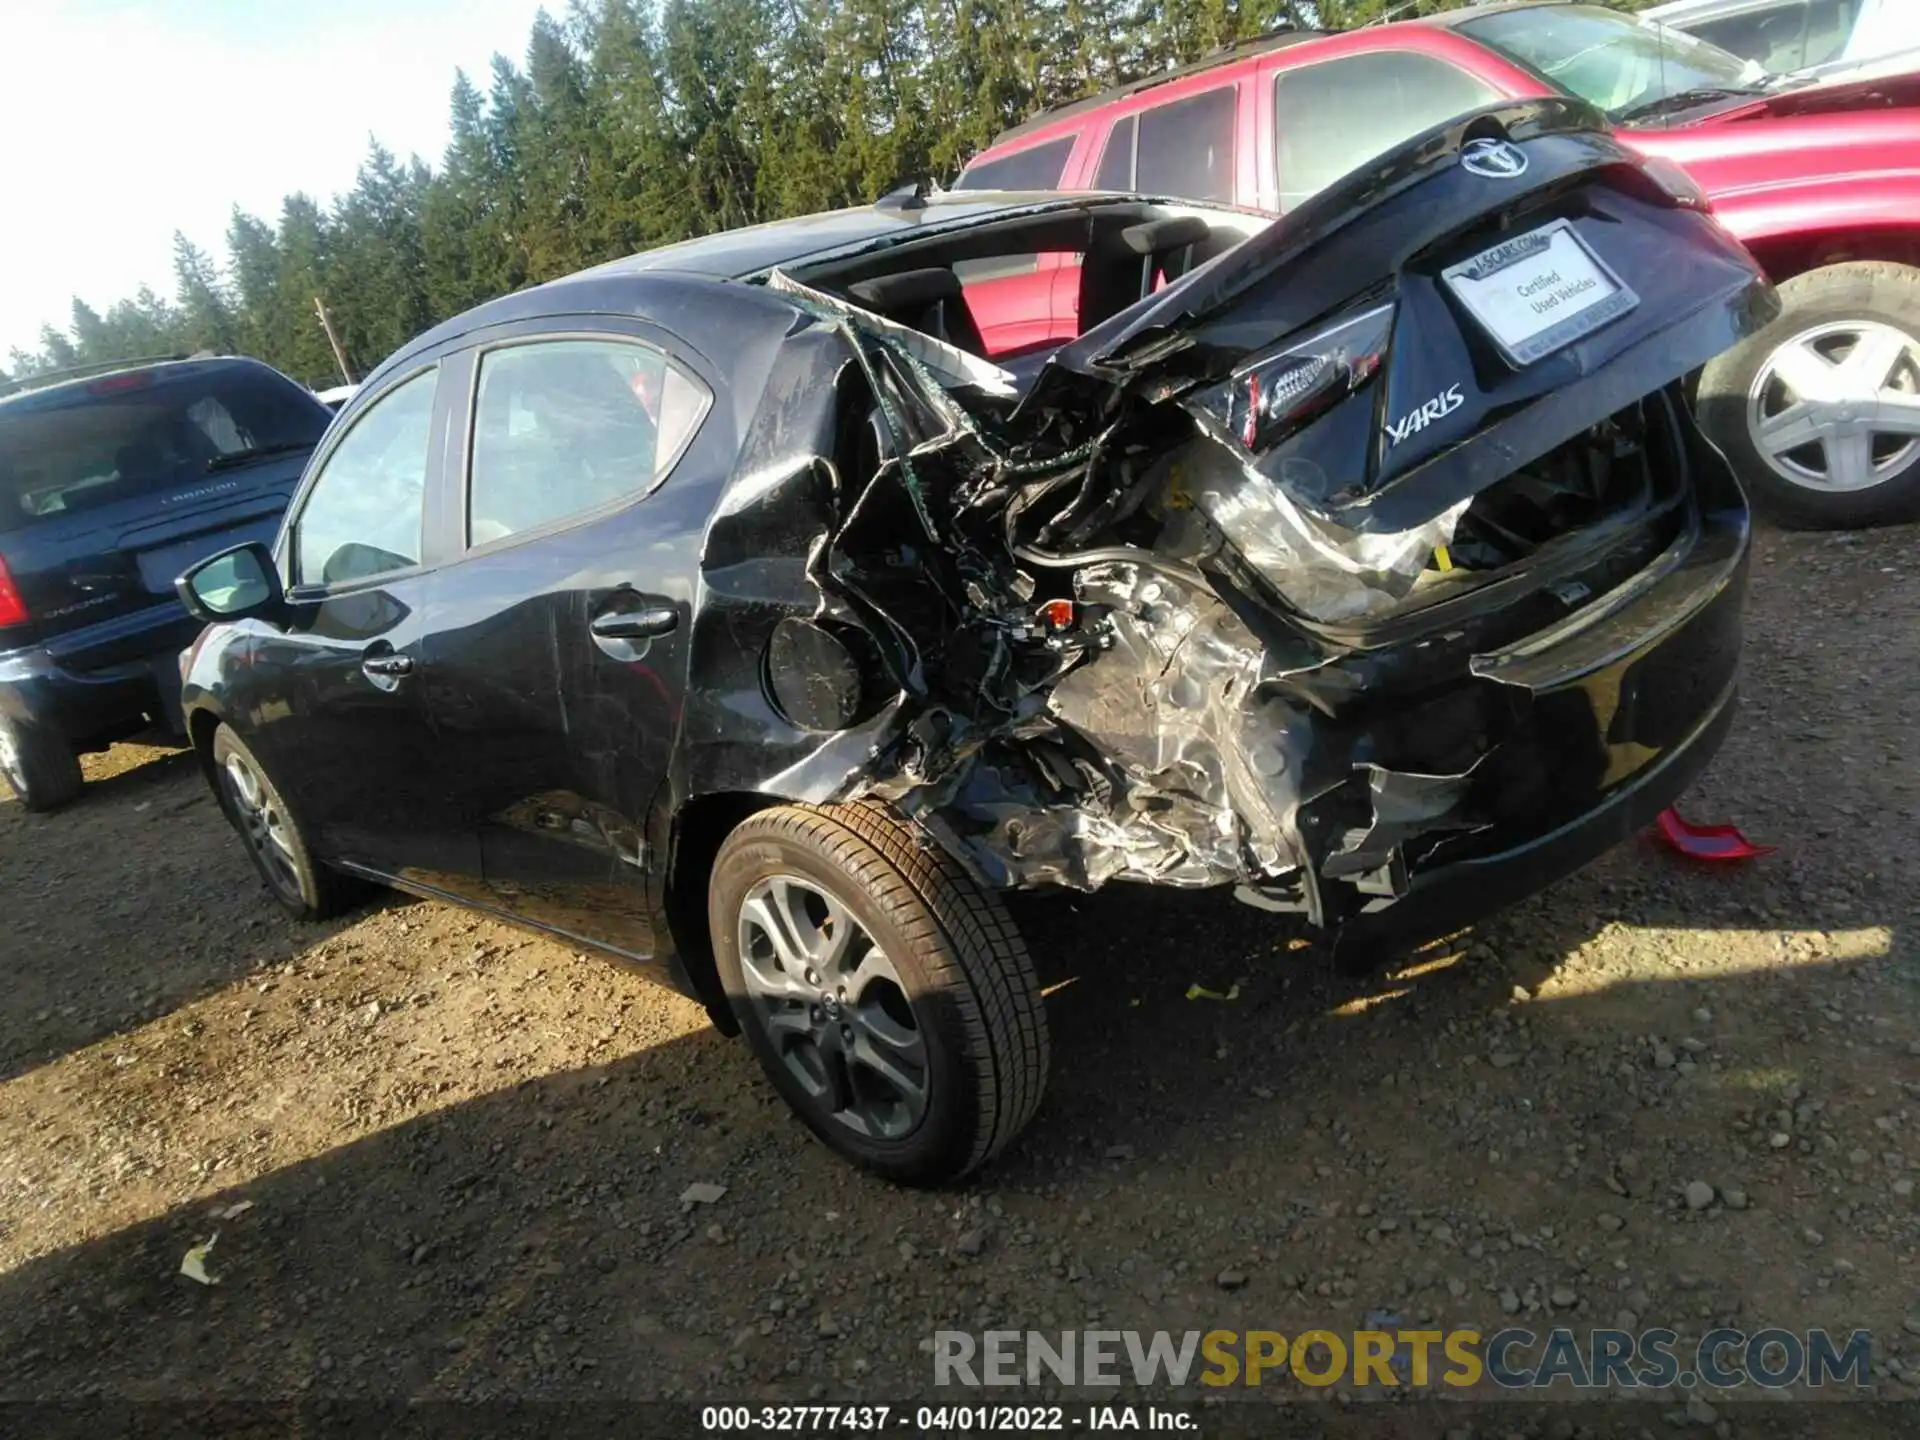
[1,520,1916,1428]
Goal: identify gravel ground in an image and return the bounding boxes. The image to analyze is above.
[0,520,1915,1429]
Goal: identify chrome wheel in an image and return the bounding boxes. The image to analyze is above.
[0,724,24,797]
[1748,319,1920,493]
[736,874,930,1140]
[221,752,301,900]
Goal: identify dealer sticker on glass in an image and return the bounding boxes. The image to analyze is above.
[1442,219,1638,366]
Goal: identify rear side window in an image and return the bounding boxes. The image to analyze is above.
[467,338,710,546]
[0,366,327,532]
[955,136,1075,192]
[1135,86,1236,201]
[1093,115,1137,191]
[1274,52,1499,212]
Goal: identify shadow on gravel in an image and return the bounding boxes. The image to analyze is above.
[0,775,417,1085]
[0,886,1903,1405]
[67,744,201,806]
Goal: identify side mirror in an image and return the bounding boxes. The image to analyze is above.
[177,541,285,625]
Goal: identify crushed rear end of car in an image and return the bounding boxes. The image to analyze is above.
[724,99,1775,957]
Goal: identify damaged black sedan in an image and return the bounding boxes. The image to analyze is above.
[177,99,1772,1181]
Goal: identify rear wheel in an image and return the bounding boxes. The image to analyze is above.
[210,725,360,921]
[1698,261,1920,529]
[709,801,1048,1183]
[0,716,84,813]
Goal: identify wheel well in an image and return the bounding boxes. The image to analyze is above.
[1747,229,1920,284]
[664,790,785,1034]
[186,708,223,790]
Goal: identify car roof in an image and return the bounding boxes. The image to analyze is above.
[969,3,1577,161]
[0,355,288,412]
[576,190,1079,281]
[1416,0,1591,28]
[987,26,1332,149]
[1642,0,1780,19]
[376,191,1139,373]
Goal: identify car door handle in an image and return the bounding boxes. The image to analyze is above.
[362,653,414,678]
[589,607,678,641]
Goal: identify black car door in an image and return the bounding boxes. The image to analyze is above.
[237,362,478,886]
[416,322,718,957]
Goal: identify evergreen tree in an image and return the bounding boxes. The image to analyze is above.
[423,70,512,317]
[69,300,112,359]
[327,140,433,373]
[173,233,239,354]
[274,194,345,386]
[583,1,698,248]
[9,0,1532,380]
[661,0,778,234]
[36,325,80,371]
[518,12,607,279]
[227,209,283,361]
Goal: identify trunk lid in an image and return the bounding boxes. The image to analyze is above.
[1026,98,1775,535]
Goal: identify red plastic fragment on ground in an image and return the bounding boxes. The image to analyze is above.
[1653,807,1776,861]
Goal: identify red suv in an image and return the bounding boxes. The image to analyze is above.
[954,1,1920,528]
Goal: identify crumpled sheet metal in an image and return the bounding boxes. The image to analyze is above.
[1322,762,1492,883]
[1167,439,1470,624]
[923,560,1337,892]
[717,276,1488,913]
[766,269,1019,399]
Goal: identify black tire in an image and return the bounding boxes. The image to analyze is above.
[209,725,361,921]
[1697,261,1920,529]
[709,801,1048,1183]
[0,715,84,812]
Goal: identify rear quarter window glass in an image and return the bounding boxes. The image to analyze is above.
[955,136,1075,192]
[0,367,327,532]
[1274,52,1499,212]
[1094,114,1138,190]
[1135,86,1236,202]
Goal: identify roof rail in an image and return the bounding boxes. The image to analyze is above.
[0,352,193,398]
[984,25,1331,150]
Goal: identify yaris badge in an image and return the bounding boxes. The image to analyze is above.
[1461,137,1528,179]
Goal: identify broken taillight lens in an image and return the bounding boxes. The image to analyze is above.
[1186,302,1395,455]
[0,553,28,629]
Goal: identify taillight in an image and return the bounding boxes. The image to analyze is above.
[1185,302,1396,455]
[0,553,28,628]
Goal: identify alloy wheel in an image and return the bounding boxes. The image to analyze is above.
[1747,319,1920,493]
[736,873,930,1141]
[221,752,301,901]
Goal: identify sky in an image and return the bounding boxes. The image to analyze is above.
[0,0,552,360]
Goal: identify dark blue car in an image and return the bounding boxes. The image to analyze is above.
[173,100,1769,1180]
[0,356,330,810]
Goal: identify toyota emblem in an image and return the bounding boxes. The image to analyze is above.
[1461,137,1529,179]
